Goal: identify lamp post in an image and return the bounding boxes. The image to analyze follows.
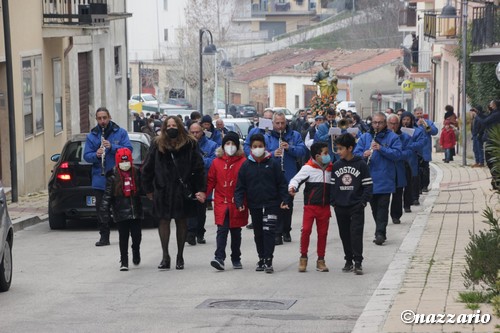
[461,0,468,166]
[199,28,217,116]
[214,48,232,118]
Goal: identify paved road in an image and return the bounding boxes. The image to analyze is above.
[1,190,429,333]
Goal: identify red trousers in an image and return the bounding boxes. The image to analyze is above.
[300,205,331,257]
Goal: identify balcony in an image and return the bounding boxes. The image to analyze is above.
[42,0,108,26]
[471,4,500,53]
[398,4,417,32]
[251,1,315,16]
[402,47,432,73]
[423,11,461,43]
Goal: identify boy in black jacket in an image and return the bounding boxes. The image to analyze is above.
[331,134,372,275]
[235,134,289,273]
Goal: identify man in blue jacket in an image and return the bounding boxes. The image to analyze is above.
[84,107,132,246]
[353,112,402,245]
[313,108,338,162]
[187,122,217,245]
[201,115,222,147]
[265,111,307,245]
[244,109,274,156]
[413,107,438,195]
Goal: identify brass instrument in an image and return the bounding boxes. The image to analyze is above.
[367,130,378,166]
[338,118,350,130]
[279,130,285,172]
[100,127,106,176]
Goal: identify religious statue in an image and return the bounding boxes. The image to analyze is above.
[312,61,338,98]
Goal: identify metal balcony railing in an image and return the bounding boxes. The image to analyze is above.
[423,11,461,40]
[402,47,432,73]
[251,1,293,15]
[471,4,500,52]
[43,0,108,25]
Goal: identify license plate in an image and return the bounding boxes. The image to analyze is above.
[86,196,96,207]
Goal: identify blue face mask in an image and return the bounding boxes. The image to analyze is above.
[321,154,331,164]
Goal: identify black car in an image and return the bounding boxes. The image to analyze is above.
[229,104,257,118]
[48,133,152,230]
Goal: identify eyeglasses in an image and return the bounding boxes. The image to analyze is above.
[372,121,385,125]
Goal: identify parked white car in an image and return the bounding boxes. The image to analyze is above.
[129,93,159,106]
[0,181,13,292]
[265,107,294,122]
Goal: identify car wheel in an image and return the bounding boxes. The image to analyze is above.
[0,240,12,292]
[49,207,67,230]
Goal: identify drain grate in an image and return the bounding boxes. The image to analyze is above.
[440,188,476,192]
[197,299,297,310]
[432,210,478,214]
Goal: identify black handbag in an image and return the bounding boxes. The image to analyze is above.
[170,152,197,201]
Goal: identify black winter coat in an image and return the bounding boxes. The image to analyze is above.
[141,139,205,220]
[100,166,144,224]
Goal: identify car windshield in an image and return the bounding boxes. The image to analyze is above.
[143,95,157,102]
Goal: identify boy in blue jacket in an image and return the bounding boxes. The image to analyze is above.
[235,134,290,273]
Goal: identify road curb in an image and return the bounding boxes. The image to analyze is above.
[12,214,48,233]
[351,162,443,333]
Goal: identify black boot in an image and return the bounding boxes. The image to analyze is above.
[95,234,110,247]
[186,232,196,246]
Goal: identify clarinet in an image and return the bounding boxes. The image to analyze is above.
[100,127,106,176]
[367,130,378,166]
[279,130,285,172]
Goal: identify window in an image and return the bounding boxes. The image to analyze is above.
[22,55,43,137]
[163,0,168,10]
[114,46,121,76]
[53,58,63,134]
[295,95,299,109]
[164,28,168,42]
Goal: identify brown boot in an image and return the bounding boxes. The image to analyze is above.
[316,259,329,272]
[298,257,308,272]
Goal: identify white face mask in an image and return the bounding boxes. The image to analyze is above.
[119,161,131,171]
[308,118,315,124]
[224,144,237,156]
[251,147,265,157]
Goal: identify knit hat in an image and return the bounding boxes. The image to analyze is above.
[115,147,133,166]
[222,131,240,150]
[201,115,212,125]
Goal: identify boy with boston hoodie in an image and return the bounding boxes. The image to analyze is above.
[235,134,290,273]
[100,148,143,271]
[331,134,372,275]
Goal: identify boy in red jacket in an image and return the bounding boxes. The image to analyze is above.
[440,120,456,163]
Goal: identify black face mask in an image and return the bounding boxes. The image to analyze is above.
[166,128,179,139]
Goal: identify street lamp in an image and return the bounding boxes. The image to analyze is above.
[199,28,217,116]
[214,48,232,117]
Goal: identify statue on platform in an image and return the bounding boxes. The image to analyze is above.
[312,61,338,98]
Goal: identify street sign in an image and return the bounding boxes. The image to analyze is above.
[401,80,413,92]
[413,82,427,89]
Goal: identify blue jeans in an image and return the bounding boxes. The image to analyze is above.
[472,135,484,164]
[444,148,452,162]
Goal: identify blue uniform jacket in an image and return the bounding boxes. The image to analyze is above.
[353,128,402,194]
[313,121,336,161]
[415,119,438,161]
[264,126,307,182]
[405,126,426,176]
[198,135,217,171]
[83,122,132,190]
[206,125,222,147]
[395,131,411,188]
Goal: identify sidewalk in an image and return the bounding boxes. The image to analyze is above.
[5,152,500,332]
[354,152,500,333]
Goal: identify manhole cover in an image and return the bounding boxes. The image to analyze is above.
[197,299,297,310]
[441,188,476,192]
[432,210,478,214]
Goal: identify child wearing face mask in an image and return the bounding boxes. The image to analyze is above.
[100,148,143,271]
[288,142,332,273]
[234,134,290,273]
[206,132,248,271]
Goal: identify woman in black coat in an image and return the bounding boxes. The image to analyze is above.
[142,116,206,270]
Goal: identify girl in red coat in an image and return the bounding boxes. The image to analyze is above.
[207,132,249,270]
[440,120,456,163]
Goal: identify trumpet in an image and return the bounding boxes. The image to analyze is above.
[100,127,106,176]
[367,130,378,166]
[338,118,350,130]
[279,130,285,172]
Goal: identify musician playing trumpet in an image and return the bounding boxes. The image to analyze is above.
[264,111,307,245]
[84,107,133,247]
[353,112,402,246]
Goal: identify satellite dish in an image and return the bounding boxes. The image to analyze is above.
[402,34,413,49]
